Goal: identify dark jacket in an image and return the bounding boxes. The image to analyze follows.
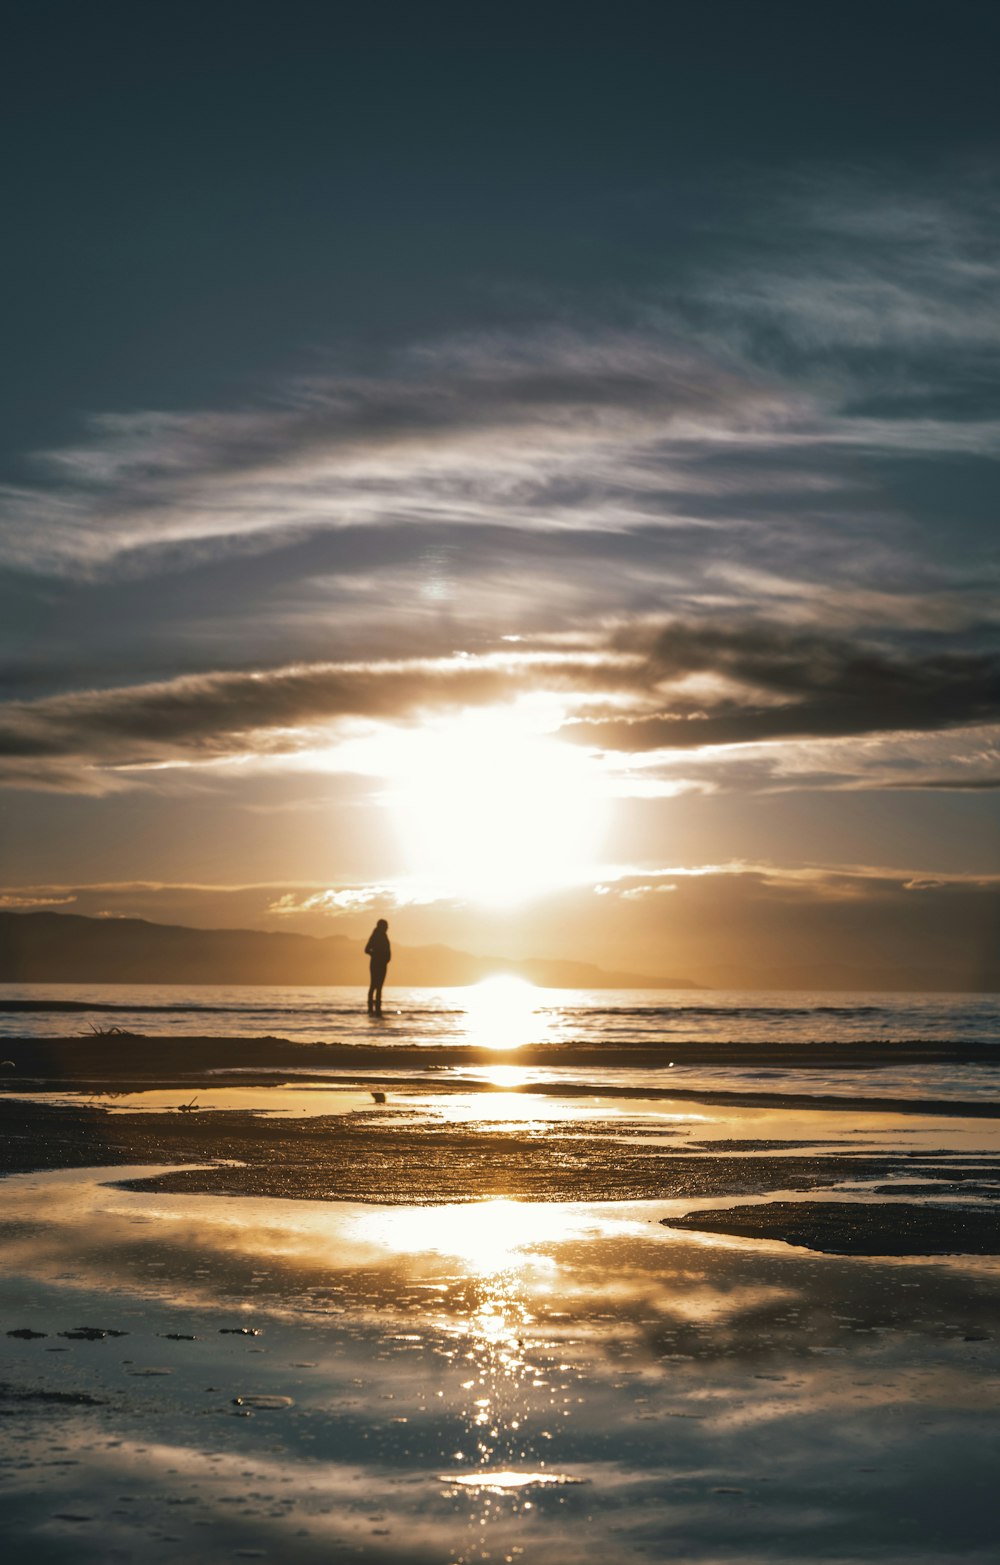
[365,928,391,967]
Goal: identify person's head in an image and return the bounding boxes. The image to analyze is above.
[376,918,388,931]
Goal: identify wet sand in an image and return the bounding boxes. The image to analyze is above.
[2,1034,999,1561]
[1,1093,998,1220]
[3,1031,1000,1116]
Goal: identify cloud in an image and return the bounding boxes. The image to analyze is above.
[3,174,996,605]
[1,169,998,818]
[0,330,795,578]
[0,647,637,785]
[0,879,461,938]
[694,169,1000,362]
[564,620,1000,751]
[2,611,1000,792]
[613,720,1000,798]
[4,196,997,722]
[0,891,77,908]
[268,884,443,915]
[893,776,1000,791]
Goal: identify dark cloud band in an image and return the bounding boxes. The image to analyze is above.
[1,616,999,788]
[566,622,1000,749]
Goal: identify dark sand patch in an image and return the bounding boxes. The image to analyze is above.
[665,1200,1000,1254]
[7,1033,1000,1072]
[871,1182,1000,1198]
[2,1097,997,1204]
[110,1152,865,1204]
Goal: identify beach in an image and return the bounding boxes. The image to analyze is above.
[7,10,999,1560]
[1,985,999,1562]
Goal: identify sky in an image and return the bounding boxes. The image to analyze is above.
[2,1,999,987]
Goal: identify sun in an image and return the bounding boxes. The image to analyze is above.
[385,705,606,906]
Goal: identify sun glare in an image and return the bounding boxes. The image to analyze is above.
[464,974,542,1050]
[352,1197,566,1274]
[386,707,606,906]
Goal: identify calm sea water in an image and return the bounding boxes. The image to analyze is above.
[2,982,999,1104]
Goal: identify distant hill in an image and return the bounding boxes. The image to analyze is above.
[0,911,694,989]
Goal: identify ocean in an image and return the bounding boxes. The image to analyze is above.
[3,981,999,1104]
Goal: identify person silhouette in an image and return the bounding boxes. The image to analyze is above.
[364,918,391,1017]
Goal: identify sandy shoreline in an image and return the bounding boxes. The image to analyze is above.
[2,1031,999,1120]
[3,1049,1000,1562]
[2,1079,999,1251]
[5,1029,999,1071]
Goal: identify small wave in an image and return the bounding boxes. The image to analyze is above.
[547,1004,891,1020]
[0,998,466,1018]
[0,1000,244,1014]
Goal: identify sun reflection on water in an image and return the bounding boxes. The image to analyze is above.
[445,1469,579,1491]
[349,1196,589,1275]
[349,1195,612,1554]
[480,1065,533,1090]
[444,1252,551,1553]
[462,974,551,1051]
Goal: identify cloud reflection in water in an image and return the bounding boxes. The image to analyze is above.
[2,1169,1000,1563]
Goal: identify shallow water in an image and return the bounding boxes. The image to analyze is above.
[5,981,1000,1109]
[4,981,999,1047]
[2,1164,1000,1563]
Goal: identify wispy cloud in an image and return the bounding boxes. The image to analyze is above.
[2,614,999,793]
[4,173,996,603]
[0,331,795,577]
[0,890,77,908]
[268,884,442,916]
[694,168,1000,357]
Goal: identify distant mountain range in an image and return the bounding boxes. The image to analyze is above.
[0,911,694,989]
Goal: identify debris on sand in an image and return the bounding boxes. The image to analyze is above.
[0,1383,104,1407]
[232,1394,294,1409]
[58,1327,129,1341]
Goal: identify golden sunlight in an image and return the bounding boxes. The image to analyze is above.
[351,1197,566,1274]
[445,1471,579,1492]
[348,1197,649,1278]
[463,973,542,1050]
[386,706,607,905]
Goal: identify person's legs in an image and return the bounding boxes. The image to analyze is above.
[369,962,387,1015]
